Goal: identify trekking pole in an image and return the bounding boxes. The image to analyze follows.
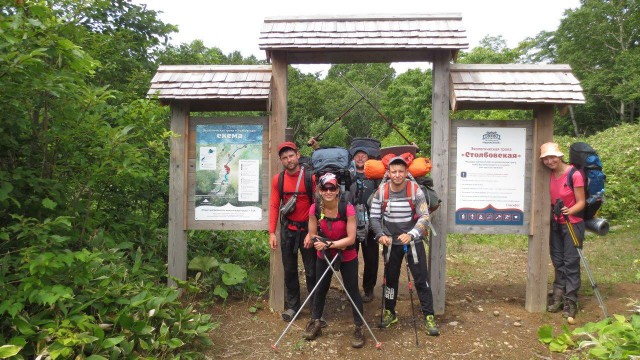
[341,75,414,146]
[404,244,419,347]
[309,74,389,145]
[319,248,383,349]
[379,244,391,329]
[271,252,341,350]
[556,199,609,318]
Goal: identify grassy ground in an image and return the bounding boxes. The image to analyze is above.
[206,220,640,359]
[447,221,640,287]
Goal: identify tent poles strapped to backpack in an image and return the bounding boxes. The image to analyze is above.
[341,75,414,147]
[308,74,390,145]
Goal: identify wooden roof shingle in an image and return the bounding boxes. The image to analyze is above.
[147,65,272,111]
[450,64,586,111]
[259,14,468,63]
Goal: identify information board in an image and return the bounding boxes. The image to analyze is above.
[455,127,527,226]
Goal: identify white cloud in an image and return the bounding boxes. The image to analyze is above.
[136,0,580,74]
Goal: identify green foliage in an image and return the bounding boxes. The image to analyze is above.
[0,215,216,359]
[523,0,640,135]
[554,123,640,221]
[539,306,640,359]
[288,64,395,150]
[458,35,523,64]
[50,0,178,100]
[155,40,264,67]
[379,69,432,155]
[186,230,270,301]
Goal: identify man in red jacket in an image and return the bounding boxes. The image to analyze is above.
[269,142,317,322]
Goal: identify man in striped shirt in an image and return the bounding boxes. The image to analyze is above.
[370,156,439,336]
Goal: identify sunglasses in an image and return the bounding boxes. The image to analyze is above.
[320,186,338,192]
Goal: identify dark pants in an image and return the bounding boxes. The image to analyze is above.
[312,254,363,326]
[383,241,434,316]
[281,225,317,312]
[550,220,584,302]
[358,230,379,294]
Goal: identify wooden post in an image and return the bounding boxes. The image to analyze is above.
[269,52,288,312]
[168,102,189,286]
[430,51,451,315]
[526,105,554,312]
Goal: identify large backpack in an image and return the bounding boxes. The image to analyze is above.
[311,147,353,190]
[349,137,381,159]
[414,176,441,213]
[568,142,605,220]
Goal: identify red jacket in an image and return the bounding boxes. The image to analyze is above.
[269,168,316,233]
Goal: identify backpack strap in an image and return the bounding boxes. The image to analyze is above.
[380,180,418,214]
[565,166,586,218]
[315,194,355,249]
[567,167,576,191]
[279,166,310,202]
[278,171,285,203]
[303,166,314,204]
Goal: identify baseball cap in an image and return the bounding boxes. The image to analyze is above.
[277,141,298,155]
[319,172,338,188]
[388,156,408,166]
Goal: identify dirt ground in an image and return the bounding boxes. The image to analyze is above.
[206,244,639,359]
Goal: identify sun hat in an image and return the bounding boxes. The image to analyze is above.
[540,142,564,158]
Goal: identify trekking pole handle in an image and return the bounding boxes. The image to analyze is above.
[555,198,574,223]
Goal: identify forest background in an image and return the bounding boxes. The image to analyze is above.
[1,0,639,358]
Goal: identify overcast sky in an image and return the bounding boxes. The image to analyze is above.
[135,0,581,74]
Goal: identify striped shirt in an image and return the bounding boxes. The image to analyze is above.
[370,180,430,245]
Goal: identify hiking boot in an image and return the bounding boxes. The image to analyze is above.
[425,314,440,336]
[303,319,322,340]
[562,299,577,318]
[281,308,296,322]
[351,325,365,348]
[362,289,374,303]
[547,288,565,313]
[380,309,398,328]
[319,317,328,328]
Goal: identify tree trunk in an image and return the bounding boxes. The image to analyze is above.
[620,101,625,123]
[569,106,579,137]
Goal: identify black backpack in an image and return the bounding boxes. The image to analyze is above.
[568,142,606,220]
[349,137,381,159]
[414,176,442,213]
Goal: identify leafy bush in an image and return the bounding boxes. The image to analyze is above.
[0,215,217,359]
[538,307,640,359]
[186,230,270,301]
[555,123,640,222]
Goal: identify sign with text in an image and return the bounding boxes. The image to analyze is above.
[455,127,526,226]
[194,124,263,221]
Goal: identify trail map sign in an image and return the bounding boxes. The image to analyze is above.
[195,124,263,221]
[455,127,526,226]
